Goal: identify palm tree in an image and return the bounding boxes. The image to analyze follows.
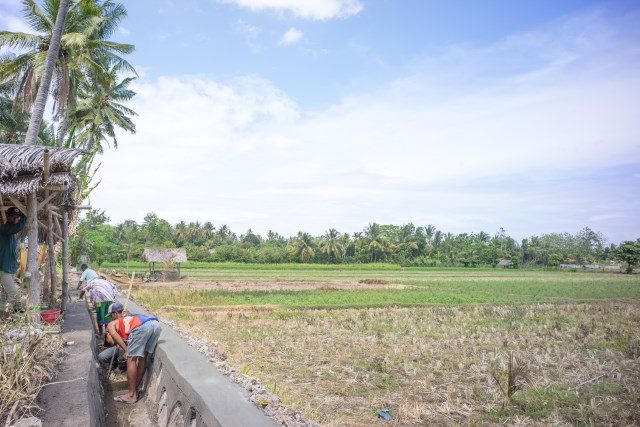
[289,232,316,263]
[363,223,387,262]
[0,0,135,143]
[339,232,350,261]
[425,224,436,244]
[396,223,418,257]
[321,228,341,262]
[69,61,136,153]
[19,0,70,310]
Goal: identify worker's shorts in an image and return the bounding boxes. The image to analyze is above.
[95,301,113,325]
[127,320,162,358]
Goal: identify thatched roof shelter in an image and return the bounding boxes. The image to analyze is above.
[0,143,83,242]
[141,248,188,264]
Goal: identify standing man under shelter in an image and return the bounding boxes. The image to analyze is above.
[0,207,26,312]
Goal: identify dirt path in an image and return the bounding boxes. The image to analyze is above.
[38,299,97,426]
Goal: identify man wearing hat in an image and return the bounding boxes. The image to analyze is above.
[0,207,26,311]
[106,303,161,403]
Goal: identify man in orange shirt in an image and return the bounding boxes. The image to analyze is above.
[106,303,161,403]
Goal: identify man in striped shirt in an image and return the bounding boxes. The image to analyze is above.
[107,303,161,404]
[80,278,118,333]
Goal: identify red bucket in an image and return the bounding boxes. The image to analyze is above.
[41,309,61,324]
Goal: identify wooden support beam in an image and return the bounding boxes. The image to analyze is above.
[43,149,51,185]
[37,220,48,231]
[46,209,57,308]
[0,194,6,223]
[60,211,69,312]
[53,213,63,237]
[37,193,57,211]
[43,185,68,192]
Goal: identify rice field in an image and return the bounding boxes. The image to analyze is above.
[129,266,640,425]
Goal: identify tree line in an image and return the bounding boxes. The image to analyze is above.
[70,210,640,270]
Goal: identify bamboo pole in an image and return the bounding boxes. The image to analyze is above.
[25,192,40,310]
[47,210,57,308]
[43,149,57,307]
[0,195,6,223]
[60,211,69,312]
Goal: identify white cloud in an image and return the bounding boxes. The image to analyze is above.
[280,27,303,45]
[117,26,131,37]
[220,0,363,20]
[92,9,640,241]
[232,19,261,37]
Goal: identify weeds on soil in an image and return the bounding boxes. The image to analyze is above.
[0,312,64,425]
[150,301,640,426]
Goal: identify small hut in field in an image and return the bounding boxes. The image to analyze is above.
[497,259,513,268]
[0,143,83,309]
[141,247,187,281]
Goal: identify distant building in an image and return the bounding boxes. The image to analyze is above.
[141,247,188,281]
[498,259,513,268]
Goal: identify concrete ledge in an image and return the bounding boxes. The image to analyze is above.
[118,297,277,427]
[89,332,106,427]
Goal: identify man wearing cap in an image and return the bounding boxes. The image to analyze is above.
[106,303,162,403]
[0,207,26,311]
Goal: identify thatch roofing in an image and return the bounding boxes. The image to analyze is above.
[0,144,83,198]
[0,143,84,242]
[141,247,188,264]
[0,144,82,179]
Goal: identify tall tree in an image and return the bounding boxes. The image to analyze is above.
[21,0,70,309]
[321,228,342,262]
[289,232,316,263]
[0,0,134,144]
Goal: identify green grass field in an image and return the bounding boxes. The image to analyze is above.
[123,263,640,310]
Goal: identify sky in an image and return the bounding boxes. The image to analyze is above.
[1,0,639,242]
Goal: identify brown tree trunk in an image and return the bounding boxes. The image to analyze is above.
[24,0,71,145]
[23,0,70,312]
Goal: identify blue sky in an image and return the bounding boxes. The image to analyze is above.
[1,0,639,242]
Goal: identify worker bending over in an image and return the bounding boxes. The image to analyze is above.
[106,303,162,403]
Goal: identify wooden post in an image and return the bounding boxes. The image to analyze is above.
[60,211,69,312]
[25,192,41,310]
[47,210,57,307]
[0,195,6,224]
[43,149,58,307]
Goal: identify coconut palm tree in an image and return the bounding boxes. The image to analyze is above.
[67,61,135,152]
[321,228,341,262]
[289,232,316,263]
[363,223,388,262]
[339,232,350,261]
[0,0,135,143]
